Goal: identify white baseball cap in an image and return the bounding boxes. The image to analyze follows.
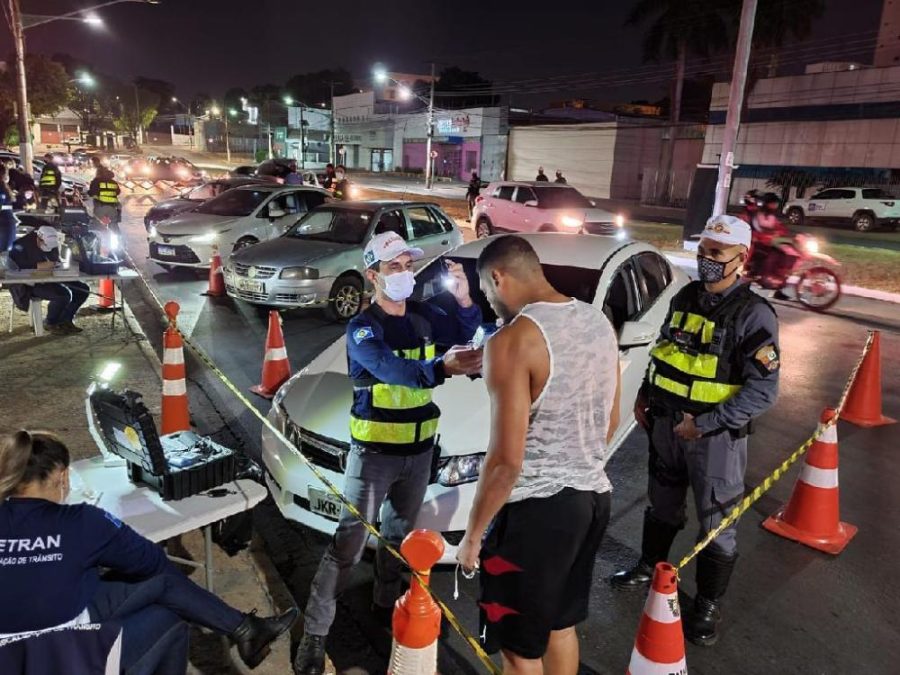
[36,225,60,247]
[363,232,423,268]
[693,215,752,249]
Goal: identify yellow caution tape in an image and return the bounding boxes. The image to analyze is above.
[123,253,501,674]
[676,330,875,572]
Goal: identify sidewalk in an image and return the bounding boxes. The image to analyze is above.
[0,292,300,674]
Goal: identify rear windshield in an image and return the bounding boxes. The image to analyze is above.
[285,208,373,244]
[194,189,268,216]
[534,186,593,209]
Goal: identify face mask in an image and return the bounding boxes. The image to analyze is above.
[336,172,345,180]
[379,270,415,302]
[697,253,741,284]
[39,239,57,252]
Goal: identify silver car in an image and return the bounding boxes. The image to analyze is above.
[224,200,464,320]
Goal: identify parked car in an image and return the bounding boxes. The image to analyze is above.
[230,165,258,177]
[225,200,463,320]
[147,184,329,270]
[472,181,626,239]
[260,233,687,563]
[783,187,900,232]
[143,177,273,231]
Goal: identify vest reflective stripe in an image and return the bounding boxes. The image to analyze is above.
[350,416,438,445]
[372,384,433,410]
[39,172,58,186]
[671,311,715,345]
[653,374,740,405]
[96,182,119,204]
[650,341,719,379]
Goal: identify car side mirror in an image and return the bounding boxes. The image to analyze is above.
[268,207,286,219]
[524,200,538,207]
[619,320,656,348]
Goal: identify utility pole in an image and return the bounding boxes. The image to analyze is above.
[424,62,435,190]
[299,105,306,170]
[266,98,273,159]
[713,0,758,217]
[329,81,336,165]
[224,111,231,163]
[9,0,33,175]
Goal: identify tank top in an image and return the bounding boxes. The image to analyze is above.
[508,299,618,503]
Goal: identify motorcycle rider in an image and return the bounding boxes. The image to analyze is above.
[744,192,793,296]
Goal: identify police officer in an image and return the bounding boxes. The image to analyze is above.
[88,159,121,231]
[332,164,351,200]
[611,215,780,647]
[37,153,62,212]
[294,232,483,675]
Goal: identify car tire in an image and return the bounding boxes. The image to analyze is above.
[232,237,258,252]
[475,217,493,239]
[786,207,804,226]
[852,212,876,232]
[325,275,363,322]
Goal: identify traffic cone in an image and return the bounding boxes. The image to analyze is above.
[202,243,227,297]
[388,530,444,675]
[841,331,895,428]
[627,562,687,675]
[250,311,291,399]
[763,408,857,554]
[161,301,191,434]
[97,241,116,310]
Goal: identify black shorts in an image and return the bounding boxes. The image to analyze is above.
[478,487,611,659]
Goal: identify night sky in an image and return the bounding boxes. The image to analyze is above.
[0,0,885,106]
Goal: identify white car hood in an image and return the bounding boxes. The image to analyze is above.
[156,213,242,236]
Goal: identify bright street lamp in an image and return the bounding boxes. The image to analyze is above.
[283,96,294,106]
[373,69,388,83]
[73,73,96,88]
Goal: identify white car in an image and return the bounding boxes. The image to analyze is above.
[783,187,900,232]
[261,233,688,563]
[147,184,330,270]
[471,181,626,239]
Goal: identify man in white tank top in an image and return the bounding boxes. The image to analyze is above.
[458,235,621,674]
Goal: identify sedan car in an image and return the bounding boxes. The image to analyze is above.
[147,184,329,270]
[143,177,272,231]
[224,200,463,320]
[260,233,687,563]
[783,186,900,232]
[472,181,626,238]
[121,156,205,185]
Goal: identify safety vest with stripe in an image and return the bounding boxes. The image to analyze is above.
[349,306,441,455]
[647,281,764,416]
[95,181,119,204]
[39,167,60,189]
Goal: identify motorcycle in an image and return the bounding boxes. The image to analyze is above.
[747,233,841,312]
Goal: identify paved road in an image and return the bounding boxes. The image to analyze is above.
[115,193,900,674]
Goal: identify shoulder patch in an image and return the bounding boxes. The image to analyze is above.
[754,344,780,373]
[104,511,123,529]
[352,326,375,344]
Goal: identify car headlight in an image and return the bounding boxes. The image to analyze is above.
[280,267,319,280]
[615,214,625,228]
[561,215,583,229]
[189,232,218,243]
[437,453,485,487]
[148,225,157,238]
[804,237,820,254]
[270,399,287,433]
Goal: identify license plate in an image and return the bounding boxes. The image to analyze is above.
[157,245,176,256]
[237,278,264,293]
[308,487,342,521]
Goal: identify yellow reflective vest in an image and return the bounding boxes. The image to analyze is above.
[95,181,119,204]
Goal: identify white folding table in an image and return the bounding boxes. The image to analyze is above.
[68,457,267,591]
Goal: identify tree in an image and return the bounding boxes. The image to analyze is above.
[0,54,71,144]
[94,79,159,143]
[284,69,355,107]
[751,0,826,77]
[434,67,498,107]
[134,76,176,114]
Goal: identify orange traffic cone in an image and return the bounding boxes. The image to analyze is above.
[841,331,895,428]
[763,408,857,554]
[202,243,227,297]
[161,301,191,434]
[97,240,115,310]
[250,311,291,399]
[388,530,444,675]
[627,562,687,675]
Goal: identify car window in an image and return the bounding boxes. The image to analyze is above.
[633,252,672,313]
[514,187,536,204]
[533,186,593,209]
[862,188,895,199]
[429,206,454,233]
[285,208,372,244]
[186,184,217,200]
[194,189,268,216]
[837,189,856,200]
[495,185,515,200]
[265,192,301,216]
[811,189,839,200]
[373,209,407,239]
[406,206,444,238]
[302,191,327,211]
[602,263,641,332]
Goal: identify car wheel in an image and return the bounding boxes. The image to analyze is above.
[786,207,804,226]
[475,218,493,239]
[852,212,875,232]
[325,275,363,322]
[232,237,258,252]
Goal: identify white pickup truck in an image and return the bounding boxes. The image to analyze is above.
[783,187,900,232]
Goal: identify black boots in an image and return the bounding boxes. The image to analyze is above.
[684,550,737,647]
[230,607,299,669]
[293,633,327,675]
[611,511,681,590]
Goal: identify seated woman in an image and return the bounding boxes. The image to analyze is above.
[0,430,297,673]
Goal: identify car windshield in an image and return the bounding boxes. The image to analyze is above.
[412,255,601,335]
[194,189,268,216]
[285,208,373,244]
[533,186,593,209]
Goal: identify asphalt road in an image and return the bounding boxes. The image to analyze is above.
[114,191,900,674]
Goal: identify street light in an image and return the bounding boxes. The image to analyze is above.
[5,0,160,174]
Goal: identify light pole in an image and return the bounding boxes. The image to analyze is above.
[3,0,160,175]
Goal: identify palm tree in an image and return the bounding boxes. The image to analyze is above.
[751,0,826,77]
[625,0,732,202]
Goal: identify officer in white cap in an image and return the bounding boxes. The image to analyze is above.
[295,231,483,674]
[611,215,780,646]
